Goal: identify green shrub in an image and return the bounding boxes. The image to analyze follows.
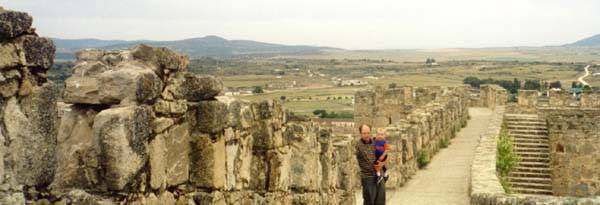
[496,124,520,194]
[417,150,430,169]
[440,138,450,148]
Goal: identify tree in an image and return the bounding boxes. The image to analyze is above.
[389,83,397,88]
[523,80,541,90]
[549,81,562,89]
[583,85,592,92]
[280,95,286,101]
[313,109,327,117]
[463,76,481,88]
[252,86,264,94]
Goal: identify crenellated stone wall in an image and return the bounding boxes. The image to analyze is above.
[354,86,470,189]
[0,8,357,204]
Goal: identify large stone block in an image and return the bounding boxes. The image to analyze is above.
[162,72,222,101]
[93,106,153,191]
[16,35,55,68]
[0,8,32,39]
[164,122,191,187]
[62,77,101,104]
[2,95,56,186]
[51,105,100,189]
[267,147,291,192]
[190,134,225,189]
[0,42,26,68]
[98,68,162,105]
[131,44,189,72]
[191,100,229,134]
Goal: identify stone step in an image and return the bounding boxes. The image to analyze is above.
[518,157,550,163]
[516,152,549,158]
[510,171,551,178]
[513,138,549,144]
[511,134,549,140]
[516,161,550,168]
[514,147,550,153]
[508,177,552,184]
[511,187,553,195]
[506,125,548,131]
[509,130,548,135]
[506,121,546,126]
[505,118,545,123]
[509,182,553,190]
[504,114,541,119]
[514,167,551,174]
[513,143,549,149]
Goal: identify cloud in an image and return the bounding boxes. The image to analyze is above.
[4,0,600,49]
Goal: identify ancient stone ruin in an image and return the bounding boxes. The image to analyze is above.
[471,88,600,204]
[354,85,470,188]
[0,8,356,204]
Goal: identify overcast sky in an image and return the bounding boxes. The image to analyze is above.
[3,0,600,49]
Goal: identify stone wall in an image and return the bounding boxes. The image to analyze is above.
[354,86,414,129]
[354,86,470,189]
[470,106,600,204]
[479,84,507,109]
[0,8,356,204]
[541,108,600,197]
[517,90,538,111]
[0,7,58,203]
[548,90,579,107]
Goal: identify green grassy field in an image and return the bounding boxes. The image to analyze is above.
[217,48,597,116]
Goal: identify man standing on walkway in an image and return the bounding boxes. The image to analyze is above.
[355,124,386,205]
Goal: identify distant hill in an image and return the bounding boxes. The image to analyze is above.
[567,34,600,46]
[52,35,338,60]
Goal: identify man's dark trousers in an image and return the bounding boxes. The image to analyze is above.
[360,176,385,205]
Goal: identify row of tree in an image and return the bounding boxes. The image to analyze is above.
[312,110,354,119]
[463,77,542,93]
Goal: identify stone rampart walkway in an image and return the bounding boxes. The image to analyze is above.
[357,107,493,205]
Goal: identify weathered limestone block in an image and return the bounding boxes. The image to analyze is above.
[131,44,189,72]
[189,191,226,205]
[130,192,176,205]
[148,134,167,190]
[264,192,292,205]
[93,106,153,191]
[16,35,55,68]
[51,105,100,189]
[162,72,222,101]
[3,95,57,186]
[181,74,222,101]
[98,68,162,105]
[190,134,225,189]
[191,100,229,134]
[286,123,321,192]
[0,8,32,39]
[164,122,190,187]
[253,120,285,150]
[75,49,105,61]
[229,133,253,190]
[267,147,291,192]
[153,99,187,115]
[0,43,26,68]
[71,61,109,77]
[55,189,115,205]
[152,117,174,134]
[62,77,101,104]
